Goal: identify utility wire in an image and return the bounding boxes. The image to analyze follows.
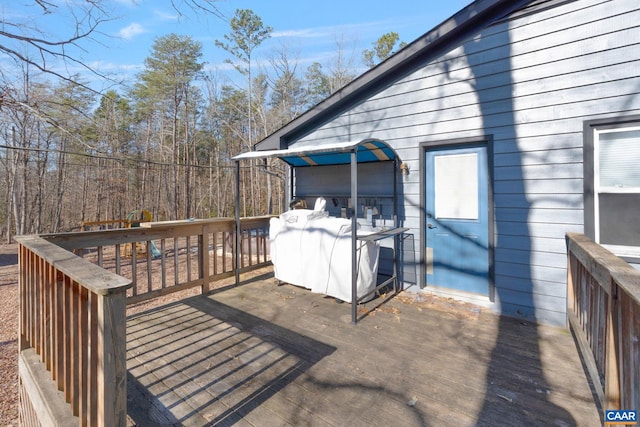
[0,143,255,169]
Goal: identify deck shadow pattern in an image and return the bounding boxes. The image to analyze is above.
[126,294,336,426]
[126,277,600,426]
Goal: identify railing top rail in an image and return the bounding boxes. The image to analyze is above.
[567,232,640,306]
[40,216,273,251]
[239,216,276,230]
[138,215,273,230]
[16,235,131,296]
[139,217,235,228]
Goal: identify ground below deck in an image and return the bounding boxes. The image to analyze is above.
[126,272,601,427]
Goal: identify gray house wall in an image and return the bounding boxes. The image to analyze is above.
[283,0,640,326]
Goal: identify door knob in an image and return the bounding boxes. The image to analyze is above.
[427,223,437,229]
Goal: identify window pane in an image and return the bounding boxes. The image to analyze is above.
[434,153,478,219]
[599,130,640,188]
[598,193,640,246]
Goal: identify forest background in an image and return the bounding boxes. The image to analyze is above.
[0,0,442,242]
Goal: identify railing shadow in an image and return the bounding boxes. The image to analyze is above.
[0,253,18,267]
[126,295,336,426]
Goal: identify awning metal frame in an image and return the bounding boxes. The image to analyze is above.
[233,139,396,167]
[233,139,400,324]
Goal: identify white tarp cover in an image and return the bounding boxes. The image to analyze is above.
[269,210,380,302]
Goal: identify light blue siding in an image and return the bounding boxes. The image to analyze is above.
[285,0,640,325]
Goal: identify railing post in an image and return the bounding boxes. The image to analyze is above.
[97,288,128,427]
[604,281,621,411]
[566,250,574,326]
[18,244,29,352]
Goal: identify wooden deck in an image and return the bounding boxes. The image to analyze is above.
[126,271,601,427]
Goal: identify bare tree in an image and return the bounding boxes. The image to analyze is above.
[0,1,221,91]
[304,35,359,107]
[0,1,111,93]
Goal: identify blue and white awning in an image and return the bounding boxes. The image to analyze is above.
[232,139,396,166]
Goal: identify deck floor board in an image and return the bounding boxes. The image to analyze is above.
[126,274,601,426]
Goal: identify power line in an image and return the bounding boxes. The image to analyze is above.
[0,143,246,169]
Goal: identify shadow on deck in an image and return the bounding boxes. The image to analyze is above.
[126,273,600,427]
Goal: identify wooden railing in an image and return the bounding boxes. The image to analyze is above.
[17,216,272,426]
[17,235,131,426]
[80,219,130,231]
[44,216,272,305]
[566,233,640,414]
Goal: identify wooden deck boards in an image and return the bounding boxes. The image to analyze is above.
[126,273,601,426]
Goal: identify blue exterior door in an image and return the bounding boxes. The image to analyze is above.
[425,145,489,296]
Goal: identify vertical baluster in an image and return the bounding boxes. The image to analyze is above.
[261,227,266,264]
[115,244,121,276]
[63,276,72,404]
[88,291,98,426]
[79,286,89,425]
[28,251,36,350]
[248,228,253,267]
[42,257,50,369]
[146,241,153,293]
[186,235,192,282]
[240,230,244,269]
[161,239,167,288]
[55,270,64,388]
[222,232,228,273]
[37,255,44,357]
[46,263,55,371]
[131,246,137,296]
[213,232,218,276]
[262,227,270,262]
[201,227,210,293]
[239,227,243,270]
[174,238,179,285]
[70,281,79,415]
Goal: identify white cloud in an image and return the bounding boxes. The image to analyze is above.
[118,22,146,40]
[86,60,143,73]
[153,9,179,22]
[271,20,384,41]
[111,0,138,6]
[272,28,331,39]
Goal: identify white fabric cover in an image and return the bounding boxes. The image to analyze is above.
[313,197,327,211]
[269,211,380,302]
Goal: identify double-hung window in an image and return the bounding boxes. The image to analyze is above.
[585,118,640,260]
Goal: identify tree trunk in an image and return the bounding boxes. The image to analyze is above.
[52,139,67,232]
[6,128,18,242]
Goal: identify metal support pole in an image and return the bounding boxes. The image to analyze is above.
[234,160,241,286]
[351,149,358,324]
[289,165,295,203]
[394,158,398,228]
[393,158,399,291]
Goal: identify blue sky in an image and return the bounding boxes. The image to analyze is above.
[4,0,472,91]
